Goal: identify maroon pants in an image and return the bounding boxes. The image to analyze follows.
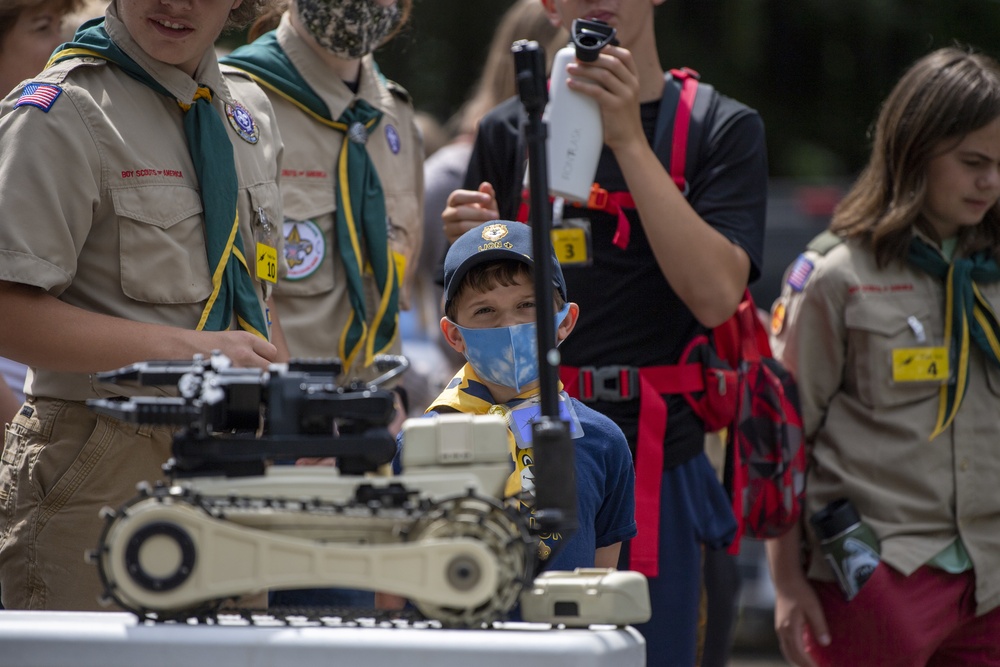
[805,563,1000,666]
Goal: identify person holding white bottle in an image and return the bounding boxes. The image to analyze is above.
[442,1,768,665]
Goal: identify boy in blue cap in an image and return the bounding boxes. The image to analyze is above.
[420,220,636,571]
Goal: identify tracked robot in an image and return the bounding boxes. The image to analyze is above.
[84,354,648,628]
[84,31,649,630]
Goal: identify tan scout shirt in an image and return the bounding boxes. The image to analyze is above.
[268,15,424,379]
[0,6,283,401]
[771,236,1000,615]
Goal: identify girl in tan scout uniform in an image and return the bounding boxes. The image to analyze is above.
[0,0,284,611]
[223,0,422,383]
[768,47,1000,667]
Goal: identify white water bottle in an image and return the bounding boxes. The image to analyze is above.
[544,19,617,203]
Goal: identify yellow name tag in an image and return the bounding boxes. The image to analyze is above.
[256,242,278,283]
[891,347,948,382]
[551,227,588,265]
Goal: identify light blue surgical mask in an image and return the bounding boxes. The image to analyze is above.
[453,304,571,392]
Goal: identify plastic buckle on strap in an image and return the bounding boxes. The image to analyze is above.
[578,365,639,403]
[587,183,609,210]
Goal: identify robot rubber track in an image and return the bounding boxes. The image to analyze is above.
[89,478,534,628]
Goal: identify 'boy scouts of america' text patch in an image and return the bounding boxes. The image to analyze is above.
[15,83,62,112]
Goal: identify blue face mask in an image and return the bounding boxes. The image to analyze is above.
[453,304,571,392]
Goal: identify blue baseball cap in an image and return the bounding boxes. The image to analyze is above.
[443,221,568,311]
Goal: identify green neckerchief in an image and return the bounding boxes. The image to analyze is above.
[221,32,399,370]
[907,236,1000,439]
[49,18,268,339]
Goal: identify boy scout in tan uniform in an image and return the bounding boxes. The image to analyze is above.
[0,1,283,610]
[227,10,422,382]
[771,232,1000,617]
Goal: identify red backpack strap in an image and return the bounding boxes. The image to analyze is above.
[667,67,700,195]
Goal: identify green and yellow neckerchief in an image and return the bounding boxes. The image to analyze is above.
[221,32,398,370]
[48,18,268,339]
[908,236,1000,439]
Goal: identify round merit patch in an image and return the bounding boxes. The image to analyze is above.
[283,219,325,280]
[385,124,400,154]
[226,101,259,144]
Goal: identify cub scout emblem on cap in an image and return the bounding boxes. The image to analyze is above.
[15,83,62,112]
[481,223,510,248]
[283,219,325,280]
[226,101,259,144]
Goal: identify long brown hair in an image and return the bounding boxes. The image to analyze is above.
[450,0,567,137]
[831,47,1000,266]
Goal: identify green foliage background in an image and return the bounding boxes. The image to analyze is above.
[370,0,1000,179]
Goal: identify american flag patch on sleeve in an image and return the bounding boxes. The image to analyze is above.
[787,255,815,292]
[14,83,63,112]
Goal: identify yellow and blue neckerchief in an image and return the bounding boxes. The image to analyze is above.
[427,364,581,498]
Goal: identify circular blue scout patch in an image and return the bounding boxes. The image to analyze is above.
[283,219,326,281]
[226,101,259,144]
[385,124,401,154]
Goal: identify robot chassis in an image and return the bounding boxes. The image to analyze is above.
[84,353,650,629]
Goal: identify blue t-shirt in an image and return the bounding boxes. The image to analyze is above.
[541,398,637,570]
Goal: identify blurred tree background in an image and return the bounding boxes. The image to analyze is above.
[369,0,1000,180]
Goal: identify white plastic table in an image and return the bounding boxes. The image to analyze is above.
[0,610,645,667]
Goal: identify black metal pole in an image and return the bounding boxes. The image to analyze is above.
[512,40,577,538]
[513,40,559,419]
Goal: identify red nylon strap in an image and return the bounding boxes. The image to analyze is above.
[581,369,594,400]
[516,186,637,250]
[597,190,636,249]
[668,67,700,193]
[515,195,530,224]
[560,364,704,576]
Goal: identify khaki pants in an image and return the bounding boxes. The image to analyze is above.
[0,397,173,610]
